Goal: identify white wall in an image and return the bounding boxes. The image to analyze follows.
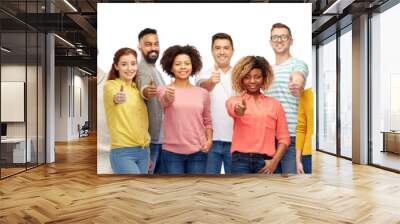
[55,67,89,141]
[55,67,68,141]
[1,64,45,164]
[1,65,29,138]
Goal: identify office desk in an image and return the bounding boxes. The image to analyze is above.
[381,131,400,154]
[1,138,31,163]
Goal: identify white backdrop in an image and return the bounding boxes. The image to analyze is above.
[98,3,311,82]
[97,3,312,174]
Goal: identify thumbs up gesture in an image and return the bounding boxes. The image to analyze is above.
[143,78,157,99]
[114,85,126,104]
[234,98,247,116]
[288,72,305,97]
[164,84,176,104]
[209,64,221,85]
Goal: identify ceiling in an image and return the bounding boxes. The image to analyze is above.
[0,0,392,74]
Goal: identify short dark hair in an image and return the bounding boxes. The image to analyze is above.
[160,45,202,77]
[270,23,292,37]
[138,28,157,41]
[212,33,234,50]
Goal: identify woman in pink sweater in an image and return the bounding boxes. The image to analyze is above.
[157,45,213,174]
[226,56,290,174]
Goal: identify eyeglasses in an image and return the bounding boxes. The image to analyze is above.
[271,34,291,42]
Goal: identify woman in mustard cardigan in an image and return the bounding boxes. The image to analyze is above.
[296,88,314,174]
[103,48,151,174]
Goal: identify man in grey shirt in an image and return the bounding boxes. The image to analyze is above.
[136,28,165,174]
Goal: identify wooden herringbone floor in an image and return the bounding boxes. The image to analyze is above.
[1,135,400,224]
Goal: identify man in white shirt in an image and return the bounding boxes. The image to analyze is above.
[196,33,235,174]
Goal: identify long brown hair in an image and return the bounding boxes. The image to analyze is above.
[107,48,138,81]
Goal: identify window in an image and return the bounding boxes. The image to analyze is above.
[317,36,337,154]
[371,3,400,171]
[339,28,352,158]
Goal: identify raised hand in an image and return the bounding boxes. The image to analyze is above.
[164,84,176,104]
[234,98,247,116]
[143,77,157,99]
[288,72,305,97]
[113,85,126,104]
[209,64,221,85]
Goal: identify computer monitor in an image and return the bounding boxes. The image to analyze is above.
[1,123,7,138]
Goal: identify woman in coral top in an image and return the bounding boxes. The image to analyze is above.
[157,45,213,174]
[226,56,290,174]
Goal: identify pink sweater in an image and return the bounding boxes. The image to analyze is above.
[157,86,212,154]
[226,93,290,157]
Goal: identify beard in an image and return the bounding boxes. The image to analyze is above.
[143,50,159,64]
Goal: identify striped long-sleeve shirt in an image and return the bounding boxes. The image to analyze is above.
[265,57,309,136]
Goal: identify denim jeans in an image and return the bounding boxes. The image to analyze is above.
[109,146,150,174]
[206,141,232,174]
[275,136,296,174]
[149,143,164,174]
[231,152,272,174]
[301,155,312,174]
[162,150,207,174]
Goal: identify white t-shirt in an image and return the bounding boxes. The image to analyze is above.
[195,68,234,142]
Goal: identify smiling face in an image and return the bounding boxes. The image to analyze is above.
[270,27,293,55]
[242,68,264,94]
[171,54,192,80]
[212,38,233,68]
[138,33,160,64]
[114,54,137,82]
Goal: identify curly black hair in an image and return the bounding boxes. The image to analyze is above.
[160,45,202,77]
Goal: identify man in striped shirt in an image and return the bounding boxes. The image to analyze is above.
[265,23,309,174]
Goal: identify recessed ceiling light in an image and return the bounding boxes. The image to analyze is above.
[323,0,355,15]
[78,67,93,76]
[54,34,75,48]
[1,47,11,53]
[63,0,78,12]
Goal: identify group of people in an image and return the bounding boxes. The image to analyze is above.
[103,23,314,175]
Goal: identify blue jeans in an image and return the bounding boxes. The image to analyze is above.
[149,143,164,174]
[301,155,312,174]
[275,136,296,174]
[109,146,150,174]
[162,150,207,174]
[231,152,272,174]
[206,141,232,174]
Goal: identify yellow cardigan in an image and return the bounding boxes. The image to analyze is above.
[103,78,150,149]
[296,88,314,155]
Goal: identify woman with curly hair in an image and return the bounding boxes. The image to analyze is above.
[157,45,212,174]
[226,56,290,174]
